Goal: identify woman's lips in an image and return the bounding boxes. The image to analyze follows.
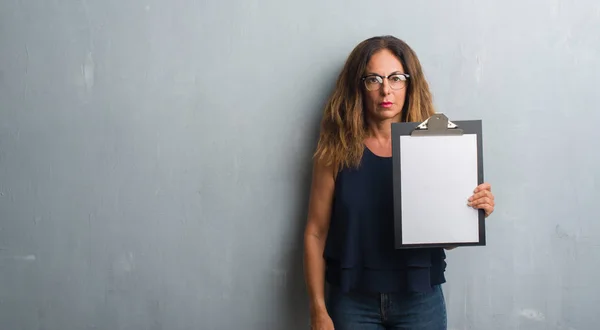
[380,102,393,108]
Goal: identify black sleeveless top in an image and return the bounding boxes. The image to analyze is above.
[324,146,446,293]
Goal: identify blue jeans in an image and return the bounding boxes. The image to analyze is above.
[326,285,447,330]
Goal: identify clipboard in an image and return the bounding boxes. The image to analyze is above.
[391,113,486,249]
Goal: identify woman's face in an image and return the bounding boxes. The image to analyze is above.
[362,49,408,123]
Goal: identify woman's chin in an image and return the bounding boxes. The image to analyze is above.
[376,108,401,120]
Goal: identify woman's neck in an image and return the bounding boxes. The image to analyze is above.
[366,118,394,143]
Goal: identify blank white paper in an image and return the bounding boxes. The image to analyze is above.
[399,134,479,244]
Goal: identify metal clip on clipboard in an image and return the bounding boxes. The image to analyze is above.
[411,113,464,136]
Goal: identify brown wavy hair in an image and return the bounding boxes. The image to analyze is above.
[314,35,436,172]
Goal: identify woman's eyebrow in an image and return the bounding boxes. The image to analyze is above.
[363,71,404,76]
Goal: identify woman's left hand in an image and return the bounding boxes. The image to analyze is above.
[468,183,495,217]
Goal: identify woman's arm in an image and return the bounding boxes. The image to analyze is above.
[303,158,335,318]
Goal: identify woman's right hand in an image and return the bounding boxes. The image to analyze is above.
[310,310,334,330]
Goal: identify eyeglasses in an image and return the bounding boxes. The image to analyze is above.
[361,73,410,91]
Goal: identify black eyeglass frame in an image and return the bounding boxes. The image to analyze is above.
[361,73,410,91]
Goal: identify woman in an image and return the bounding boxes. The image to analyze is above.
[303,35,495,330]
